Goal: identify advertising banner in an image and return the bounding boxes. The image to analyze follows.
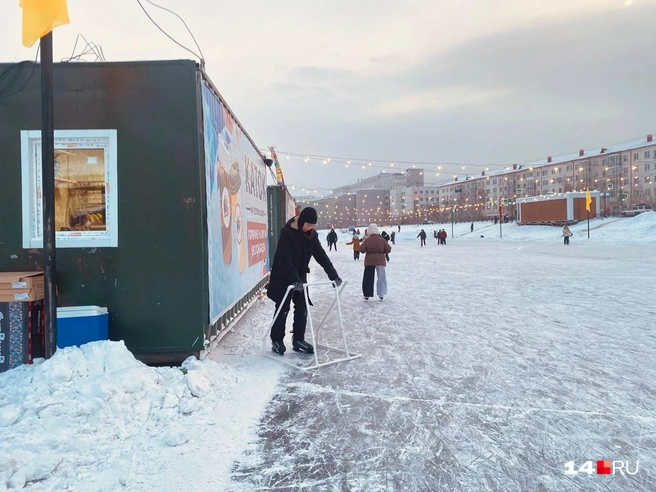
[202,82,268,323]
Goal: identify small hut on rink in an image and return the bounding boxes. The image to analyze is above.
[516,191,601,225]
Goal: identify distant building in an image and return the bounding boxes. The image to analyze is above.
[301,134,656,227]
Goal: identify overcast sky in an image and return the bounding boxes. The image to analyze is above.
[4,0,655,192]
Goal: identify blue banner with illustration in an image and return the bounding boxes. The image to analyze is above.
[202,82,269,323]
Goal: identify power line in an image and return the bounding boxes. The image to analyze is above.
[62,34,107,62]
[135,0,205,68]
[0,45,40,103]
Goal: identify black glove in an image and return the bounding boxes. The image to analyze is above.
[333,277,342,287]
[292,280,304,292]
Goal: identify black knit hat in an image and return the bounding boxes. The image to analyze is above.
[298,207,318,229]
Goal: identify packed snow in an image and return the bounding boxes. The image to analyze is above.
[2,212,655,491]
[0,340,284,491]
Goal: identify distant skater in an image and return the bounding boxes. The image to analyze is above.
[562,225,573,245]
[327,228,338,251]
[417,229,427,247]
[346,234,361,260]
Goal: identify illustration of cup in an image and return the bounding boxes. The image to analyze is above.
[218,133,232,265]
[229,159,245,272]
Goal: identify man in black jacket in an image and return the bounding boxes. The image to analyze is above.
[267,207,342,355]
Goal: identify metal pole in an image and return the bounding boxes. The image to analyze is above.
[587,210,590,239]
[40,33,58,358]
[451,208,454,238]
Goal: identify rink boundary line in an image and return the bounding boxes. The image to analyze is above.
[288,384,656,423]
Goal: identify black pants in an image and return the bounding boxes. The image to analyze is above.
[329,241,336,251]
[353,250,360,260]
[270,289,307,342]
[362,266,376,297]
[564,236,570,245]
[420,238,426,246]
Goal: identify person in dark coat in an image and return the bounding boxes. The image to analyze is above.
[390,231,395,244]
[417,229,427,247]
[267,207,342,355]
[470,223,474,233]
[380,230,391,261]
[327,228,338,251]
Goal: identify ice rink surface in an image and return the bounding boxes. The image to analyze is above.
[223,220,656,491]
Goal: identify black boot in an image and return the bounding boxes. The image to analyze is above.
[292,339,314,354]
[271,340,286,355]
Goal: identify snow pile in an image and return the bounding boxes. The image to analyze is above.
[0,341,272,491]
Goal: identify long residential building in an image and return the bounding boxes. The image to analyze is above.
[298,134,656,227]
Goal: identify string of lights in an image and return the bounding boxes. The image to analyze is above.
[264,148,508,172]
[262,148,524,194]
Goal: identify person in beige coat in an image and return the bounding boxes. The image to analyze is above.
[562,224,573,245]
[359,223,392,300]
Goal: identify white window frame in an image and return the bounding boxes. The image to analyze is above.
[21,129,118,248]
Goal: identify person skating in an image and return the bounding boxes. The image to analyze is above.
[267,207,342,355]
[417,229,427,247]
[562,225,573,245]
[359,223,391,300]
[380,230,391,261]
[390,231,396,244]
[327,228,338,251]
[346,234,362,260]
[470,223,474,233]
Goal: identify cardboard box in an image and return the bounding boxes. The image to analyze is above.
[0,272,44,302]
[0,271,44,289]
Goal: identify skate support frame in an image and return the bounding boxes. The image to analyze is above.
[262,280,362,371]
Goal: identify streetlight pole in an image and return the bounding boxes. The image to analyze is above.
[603,192,610,216]
[451,207,455,238]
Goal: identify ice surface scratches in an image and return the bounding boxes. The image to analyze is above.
[229,223,656,491]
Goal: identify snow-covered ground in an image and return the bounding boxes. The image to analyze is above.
[2,213,655,491]
[0,339,285,491]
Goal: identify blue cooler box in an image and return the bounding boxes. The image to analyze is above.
[56,306,109,348]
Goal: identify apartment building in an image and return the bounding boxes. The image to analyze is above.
[297,134,655,227]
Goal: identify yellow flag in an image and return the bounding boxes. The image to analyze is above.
[585,188,592,212]
[21,0,70,48]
